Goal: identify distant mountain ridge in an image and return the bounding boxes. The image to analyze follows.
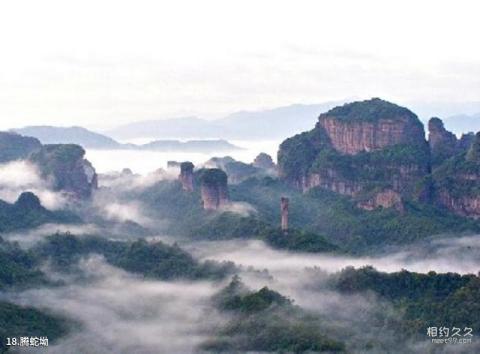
[443,113,480,135]
[14,126,121,148]
[104,102,343,140]
[11,126,241,152]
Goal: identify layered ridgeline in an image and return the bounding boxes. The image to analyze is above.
[278,98,480,217]
[12,126,241,152]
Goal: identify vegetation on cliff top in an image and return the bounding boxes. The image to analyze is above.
[319,98,419,123]
[0,132,41,163]
[197,168,228,186]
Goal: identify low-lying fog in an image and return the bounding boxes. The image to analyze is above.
[85,140,280,174]
[6,228,479,353]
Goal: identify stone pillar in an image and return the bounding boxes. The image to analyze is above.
[281,197,289,233]
[200,168,229,210]
[179,162,194,192]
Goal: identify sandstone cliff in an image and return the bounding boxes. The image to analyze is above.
[278,98,430,211]
[199,168,229,210]
[29,144,98,199]
[179,162,194,191]
[432,133,480,218]
[317,98,425,155]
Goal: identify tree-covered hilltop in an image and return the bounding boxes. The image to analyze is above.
[330,266,480,337]
[0,132,41,163]
[319,98,419,123]
[202,276,346,353]
[33,233,235,281]
[0,192,79,233]
[0,302,71,353]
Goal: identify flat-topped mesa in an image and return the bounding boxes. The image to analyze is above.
[317,98,426,155]
[278,99,430,210]
[199,168,229,210]
[280,197,289,233]
[179,162,194,191]
[29,144,98,199]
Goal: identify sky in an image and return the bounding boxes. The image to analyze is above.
[0,0,479,130]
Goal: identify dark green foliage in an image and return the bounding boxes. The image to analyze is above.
[0,238,45,290]
[277,129,327,184]
[203,277,346,353]
[29,144,85,169]
[191,211,338,253]
[332,266,480,336]
[466,132,480,162]
[0,132,41,163]
[433,152,480,199]
[231,178,480,253]
[0,193,79,233]
[214,276,292,314]
[191,212,268,240]
[34,233,234,280]
[138,179,207,235]
[0,302,70,353]
[198,168,228,186]
[320,98,418,123]
[263,228,339,253]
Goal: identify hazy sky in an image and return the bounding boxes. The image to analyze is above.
[0,0,479,130]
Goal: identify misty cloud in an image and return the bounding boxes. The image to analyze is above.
[0,160,68,209]
[6,256,226,354]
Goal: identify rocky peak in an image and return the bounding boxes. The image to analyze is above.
[29,144,98,199]
[317,98,426,155]
[428,117,459,165]
[199,168,229,210]
[466,132,480,162]
[179,161,194,191]
[428,117,457,149]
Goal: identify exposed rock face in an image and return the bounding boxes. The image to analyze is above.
[199,168,229,210]
[433,133,480,218]
[317,98,426,155]
[428,117,460,166]
[278,99,430,206]
[357,189,404,212]
[179,162,194,192]
[0,132,42,163]
[253,153,276,170]
[280,197,289,233]
[29,144,98,199]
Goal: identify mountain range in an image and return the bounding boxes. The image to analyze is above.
[12,102,480,148]
[12,126,240,152]
[104,102,343,140]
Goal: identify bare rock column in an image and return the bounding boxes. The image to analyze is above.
[281,197,289,233]
[179,162,194,191]
[200,168,229,210]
